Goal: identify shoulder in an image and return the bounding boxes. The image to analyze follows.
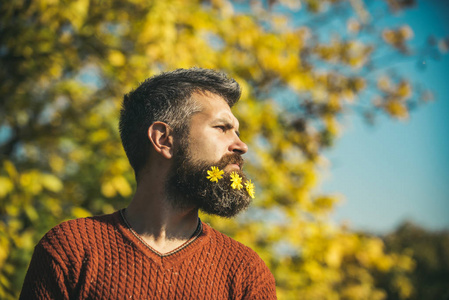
[44,211,117,239]
[204,223,272,272]
[38,211,120,257]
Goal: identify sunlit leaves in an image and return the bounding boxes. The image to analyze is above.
[382,26,414,53]
[375,77,413,119]
[101,176,133,198]
[315,40,374,69]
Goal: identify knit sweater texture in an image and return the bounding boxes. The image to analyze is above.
[20,210,277,299]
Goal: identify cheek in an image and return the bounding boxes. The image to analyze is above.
[190,136,223,161]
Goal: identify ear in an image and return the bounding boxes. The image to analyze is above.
[147,122,174,159]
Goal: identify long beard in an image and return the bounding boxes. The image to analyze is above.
[165,141,252,218]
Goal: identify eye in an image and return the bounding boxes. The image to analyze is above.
[215,125,226,132]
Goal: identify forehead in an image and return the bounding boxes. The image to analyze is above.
[190,92,239,125]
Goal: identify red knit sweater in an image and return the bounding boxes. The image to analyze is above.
[20,210,277,299]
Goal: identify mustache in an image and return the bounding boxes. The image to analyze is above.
[215,153,244,171]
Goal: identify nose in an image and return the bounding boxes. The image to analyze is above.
[229,135,248,155]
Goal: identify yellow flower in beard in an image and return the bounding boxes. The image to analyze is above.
[230,172,243,190]
[206,166,224,182]
[244,180,255,199]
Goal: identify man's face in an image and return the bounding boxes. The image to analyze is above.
[166,92,252,217]
[186,92,248,171]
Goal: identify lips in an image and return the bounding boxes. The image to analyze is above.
[226,163,241,171]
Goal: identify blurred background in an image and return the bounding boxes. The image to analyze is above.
[322,0,449,234]
[1,0,448,299]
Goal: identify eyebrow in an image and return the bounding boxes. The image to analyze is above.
[215,118,240,137]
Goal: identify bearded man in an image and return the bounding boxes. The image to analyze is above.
[20,68,277,299]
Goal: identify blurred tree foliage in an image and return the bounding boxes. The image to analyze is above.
[0,0,447,299]
[378,222,449,300]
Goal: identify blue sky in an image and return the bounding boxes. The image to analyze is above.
[322,0,449,233]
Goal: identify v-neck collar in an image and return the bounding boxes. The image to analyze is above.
[112,210,210,268]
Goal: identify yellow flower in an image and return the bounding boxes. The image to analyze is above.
[245,180,255,199]
[230,172,243,190]
[206,166,224,182]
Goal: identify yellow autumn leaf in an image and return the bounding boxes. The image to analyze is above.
[49,155,65,173]
[71,207,92,219]
[3,160,18,180]
[41,174,63,192]
[20,172,42,195]
[67,0,90,30]
[385,100,409,119]
[101,181,116,198]
[108,50,126,67]
[112,176,133,197]
[0,177,13,198]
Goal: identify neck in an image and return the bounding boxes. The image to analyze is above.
[125,169,199,254]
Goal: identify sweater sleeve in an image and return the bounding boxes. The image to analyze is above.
[19,243,70,300]
[242,254,277,300]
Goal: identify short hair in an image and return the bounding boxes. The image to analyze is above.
[119,67,241,176]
